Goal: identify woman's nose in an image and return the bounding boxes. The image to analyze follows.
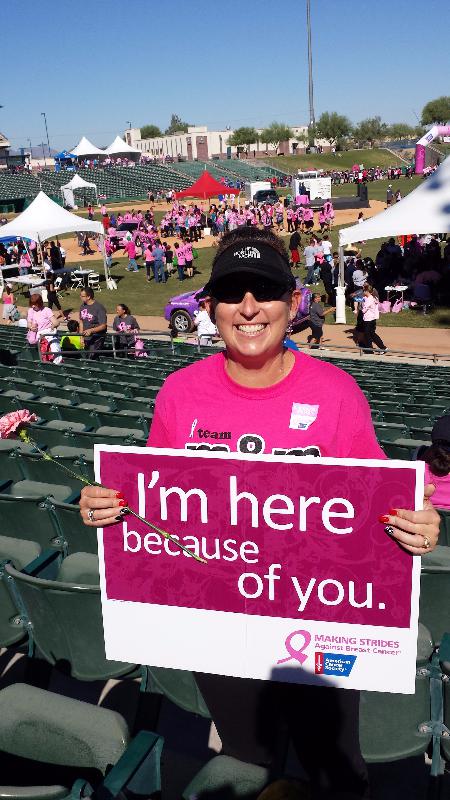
[239,291,260,317]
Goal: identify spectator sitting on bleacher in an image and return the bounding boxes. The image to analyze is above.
[112,303,140,357]
[79,287,107,359]
[418,414,450,510]
[60,319,84,359]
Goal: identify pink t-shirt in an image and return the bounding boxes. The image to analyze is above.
[362,295,380,321]
[176,247,186,266]
[424,463,450,510]
[27,306,54,333]
[125,241,136,259]
[147,351,385,461]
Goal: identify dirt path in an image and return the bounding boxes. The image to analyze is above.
[60,199,386,265]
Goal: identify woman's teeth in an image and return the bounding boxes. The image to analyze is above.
[236,324,266,336]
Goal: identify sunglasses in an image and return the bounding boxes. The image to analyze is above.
[213,279,289,304]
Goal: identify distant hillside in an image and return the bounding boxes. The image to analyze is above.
[268,148,411,174]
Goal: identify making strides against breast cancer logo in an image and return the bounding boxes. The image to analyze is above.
[233,246,261,260]
[277,630,311,666]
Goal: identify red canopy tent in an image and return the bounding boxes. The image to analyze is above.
[174,170,240,200]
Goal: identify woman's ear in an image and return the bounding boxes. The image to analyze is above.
[289,289,301,320]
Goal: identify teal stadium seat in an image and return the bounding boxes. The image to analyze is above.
[0,683,163,800]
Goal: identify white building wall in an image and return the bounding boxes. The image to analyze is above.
[125,124,331,160]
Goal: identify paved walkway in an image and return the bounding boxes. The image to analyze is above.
[4,309,449,364]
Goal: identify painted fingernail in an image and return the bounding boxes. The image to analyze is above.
[379,515,390,523]
[115,492,124,499]
[389,508,398,516]
[114,515,122,521]
[119,507,129,515]
[118,500,128,507]
[384,525,395,535]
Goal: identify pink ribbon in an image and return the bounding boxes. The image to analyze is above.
[277,629,311,666]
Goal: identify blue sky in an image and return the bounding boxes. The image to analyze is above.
[2,0,449,150]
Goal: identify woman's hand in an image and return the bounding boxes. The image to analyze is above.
[380,484,441,554]
[79,485,127,527]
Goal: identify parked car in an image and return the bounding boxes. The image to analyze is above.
[164,280,312,334]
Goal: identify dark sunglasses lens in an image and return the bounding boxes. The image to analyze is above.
[214,280,286,303]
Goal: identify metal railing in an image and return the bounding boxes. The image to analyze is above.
[34,328,450,365]
[36,328,222,363]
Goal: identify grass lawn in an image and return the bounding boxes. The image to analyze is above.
[271,148,412,174]
[60,234,448,330]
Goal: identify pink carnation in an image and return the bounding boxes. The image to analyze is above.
[0,409,38,439]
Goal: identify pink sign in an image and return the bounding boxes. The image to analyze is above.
[96,447,423,692]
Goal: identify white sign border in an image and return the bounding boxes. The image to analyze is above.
[95,446,424,694]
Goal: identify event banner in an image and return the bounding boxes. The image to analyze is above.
[95,447,424,693]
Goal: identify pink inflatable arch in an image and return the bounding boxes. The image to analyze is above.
[415,125,450,174]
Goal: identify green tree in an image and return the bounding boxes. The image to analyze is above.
[386,122,416,141]
[315,112,352,146]
[140,124,162,139]
[165,114,191,135]
[352,116,387,147]
[421,96,450,125]
[227,127,259,147]
[259,122,293,152]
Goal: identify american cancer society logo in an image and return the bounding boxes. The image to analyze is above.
[315,652,356,677]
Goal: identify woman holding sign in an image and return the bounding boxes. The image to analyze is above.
[80,227,440,798]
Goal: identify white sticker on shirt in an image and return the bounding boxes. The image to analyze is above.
[289,403,319,430]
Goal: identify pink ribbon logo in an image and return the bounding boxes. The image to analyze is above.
[277,629,311,666]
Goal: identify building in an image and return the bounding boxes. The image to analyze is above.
[125,125,331,162]
[0,131,11,168]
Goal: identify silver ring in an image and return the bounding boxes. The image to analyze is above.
[422,535,431,549]
[384,525,395,536]
[88,509,95,523]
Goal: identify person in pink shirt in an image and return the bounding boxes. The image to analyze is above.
[361,284,386,352]
[302,206,314,232]
[144,244,154,282]
[124,238,138,272]
[183,240,193,278]
[175,241,186,279]
[420,415,450,510]
[81,225,440,800]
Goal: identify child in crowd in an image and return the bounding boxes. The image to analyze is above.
[60,319,84,358]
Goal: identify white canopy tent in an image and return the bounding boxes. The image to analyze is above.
[61,173,98,208]
[335,155,450,322]
[0,192,115,289]
[105,135,140,157]
[71,136,105,158]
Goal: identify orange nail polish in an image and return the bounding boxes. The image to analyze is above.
[379,515,390,523]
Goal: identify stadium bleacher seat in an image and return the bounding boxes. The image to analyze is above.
[4,550,139,682]
[0,535,41,648]
[0,494,96,554]
[419,546,450,646]
[0,683,163,800]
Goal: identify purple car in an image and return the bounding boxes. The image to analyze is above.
[164,279,312,334]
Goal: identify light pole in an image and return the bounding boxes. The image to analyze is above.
[41,112,50,159]
[306,0,315,147]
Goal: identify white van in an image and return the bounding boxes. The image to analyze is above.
[244,181,272,202]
